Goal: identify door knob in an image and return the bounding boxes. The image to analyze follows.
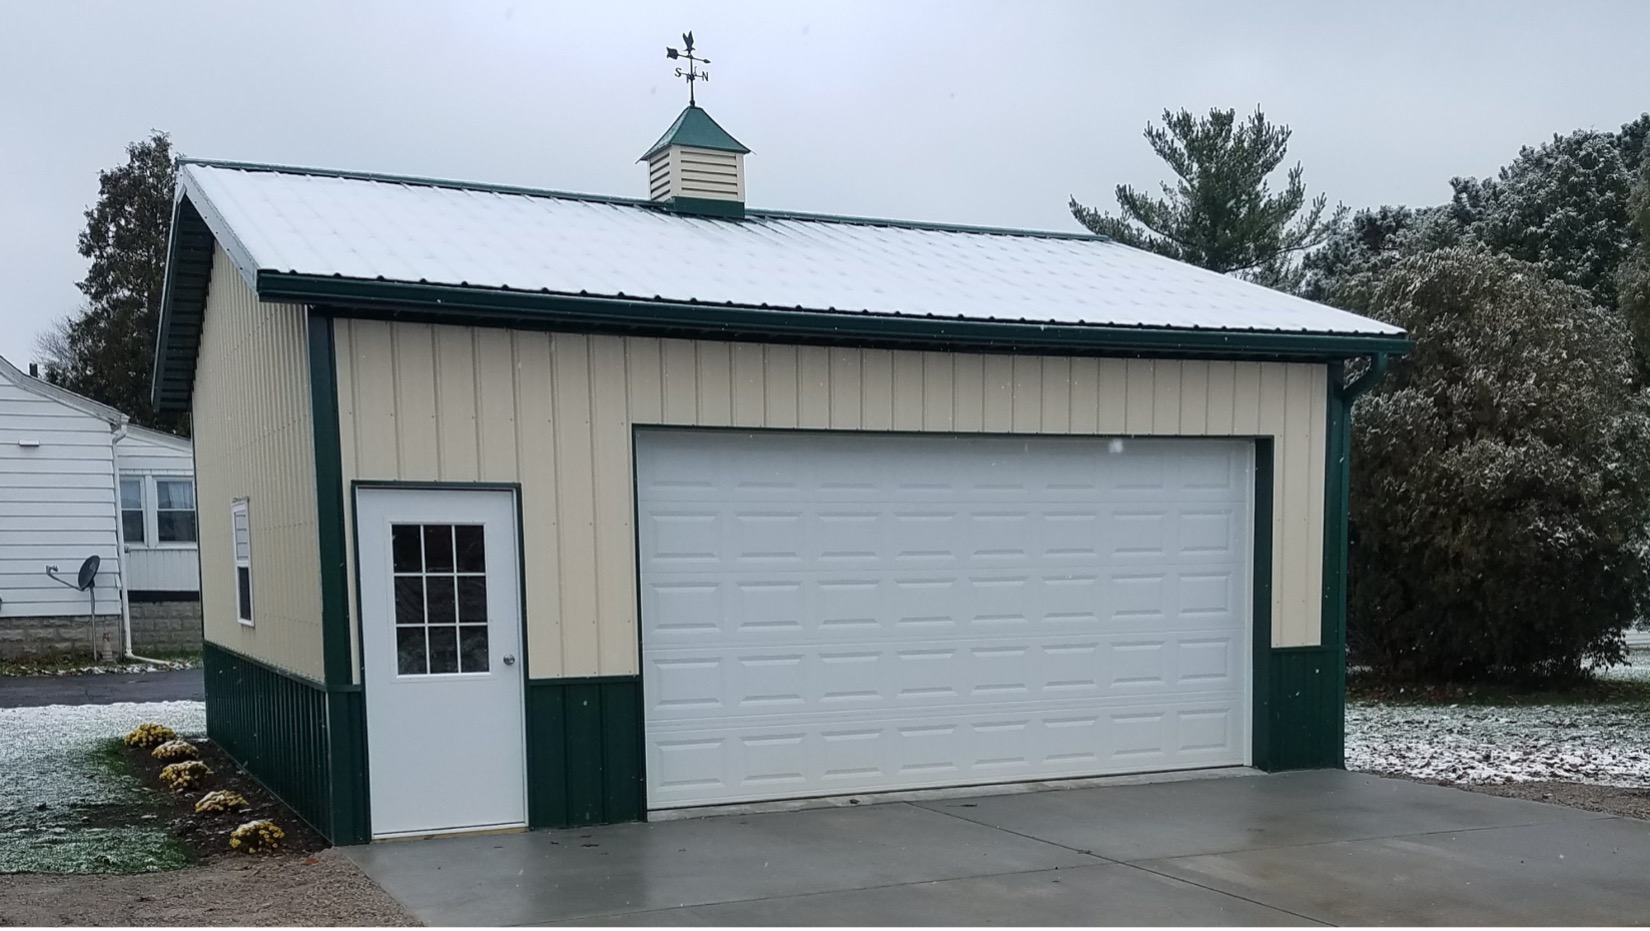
[502,654,516,666]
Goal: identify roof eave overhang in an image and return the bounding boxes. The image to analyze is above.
[261,272,1412,363]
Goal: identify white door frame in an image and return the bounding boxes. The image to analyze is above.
[356,484,528,838]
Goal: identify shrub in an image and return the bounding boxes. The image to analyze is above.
[1348,249,1650,682]
[229,819,285,854]
[159,760,212,792]
[195,790,250,814]
[124,722,176,749]
[151,739,199,761]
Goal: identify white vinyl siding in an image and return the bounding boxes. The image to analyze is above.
[0,366,123,617]
[334,322,1330,681]
[115,425,200,594]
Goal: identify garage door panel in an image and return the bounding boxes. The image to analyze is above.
[647,700,1246,807]
[644,571,1242,644]
[643,632,1246,722]
[638,430,1252,809]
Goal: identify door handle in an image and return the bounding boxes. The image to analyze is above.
[502,654,516,666]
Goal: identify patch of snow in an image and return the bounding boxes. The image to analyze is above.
[1347,700,1650,788]
[0,701,205,873]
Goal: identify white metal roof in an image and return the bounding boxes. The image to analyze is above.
[181,162,1400,337]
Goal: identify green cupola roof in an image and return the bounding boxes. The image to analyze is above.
[641,105,751,161]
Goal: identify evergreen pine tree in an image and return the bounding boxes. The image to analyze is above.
[38,131,183,434]
[1070,107,1344,290]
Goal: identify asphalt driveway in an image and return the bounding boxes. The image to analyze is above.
[0,667,203,707]
[345,770,1650,926]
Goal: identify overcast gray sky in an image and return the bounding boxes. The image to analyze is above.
[1,0,1645,368]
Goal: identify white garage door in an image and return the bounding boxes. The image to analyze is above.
[636,429,1253,810]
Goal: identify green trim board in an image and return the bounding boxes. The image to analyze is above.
[526,676,646,829]
[306,309,373,842]
[308,312,352,688]
[1249,438,1275,770]
[664,195,745,219]
[262,275,1411,362]
[641,105,751,160]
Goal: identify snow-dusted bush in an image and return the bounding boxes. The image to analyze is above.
[124,722,176,749]
[1349,248,1650,681]
[195,789,249,813]
[151,738,199,761]
[229,819,284,853]
[159,759,212,792]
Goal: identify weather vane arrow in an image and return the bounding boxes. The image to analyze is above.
[665,30,710,107]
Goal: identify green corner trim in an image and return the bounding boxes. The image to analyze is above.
[308,312,352,687]
[526,676,645,828]
[305,309,372,842]
[1249,438,1275,770]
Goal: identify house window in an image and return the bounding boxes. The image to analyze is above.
[119,477,145,544]
[156,479,198,543]
[232,499,253,625]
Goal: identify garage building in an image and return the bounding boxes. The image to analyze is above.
[152,105,1409,843]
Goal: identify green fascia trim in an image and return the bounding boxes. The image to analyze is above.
[640,105,751,161]
[1249,438,1275,771]
[263,274,1412,363]
[666,196,745,219]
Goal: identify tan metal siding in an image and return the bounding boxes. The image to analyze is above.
[192,246,324,679]
[334,323,1330,679]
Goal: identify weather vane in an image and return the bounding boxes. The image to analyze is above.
[665,31,710,106]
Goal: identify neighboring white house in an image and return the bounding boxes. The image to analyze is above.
[0,354,200,660]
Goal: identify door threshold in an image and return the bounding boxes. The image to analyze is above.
[372,823,528,843]
[647,766,1263,822]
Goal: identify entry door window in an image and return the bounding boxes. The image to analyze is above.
[391,523,490,675]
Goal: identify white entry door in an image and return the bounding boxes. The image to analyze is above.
[357,487,526,837]
[637,430,1253,810]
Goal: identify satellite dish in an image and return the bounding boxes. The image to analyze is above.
[76,554,100,591]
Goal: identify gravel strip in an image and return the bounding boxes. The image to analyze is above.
[1459,780,1650,822]
[0,848,417,926]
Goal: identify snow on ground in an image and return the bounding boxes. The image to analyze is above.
[1,701,205,873]
[1347,654,1650,788]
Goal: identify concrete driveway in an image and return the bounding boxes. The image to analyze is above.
[345,770,1650,926]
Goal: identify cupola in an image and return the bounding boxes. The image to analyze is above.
[640,105,750,218]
